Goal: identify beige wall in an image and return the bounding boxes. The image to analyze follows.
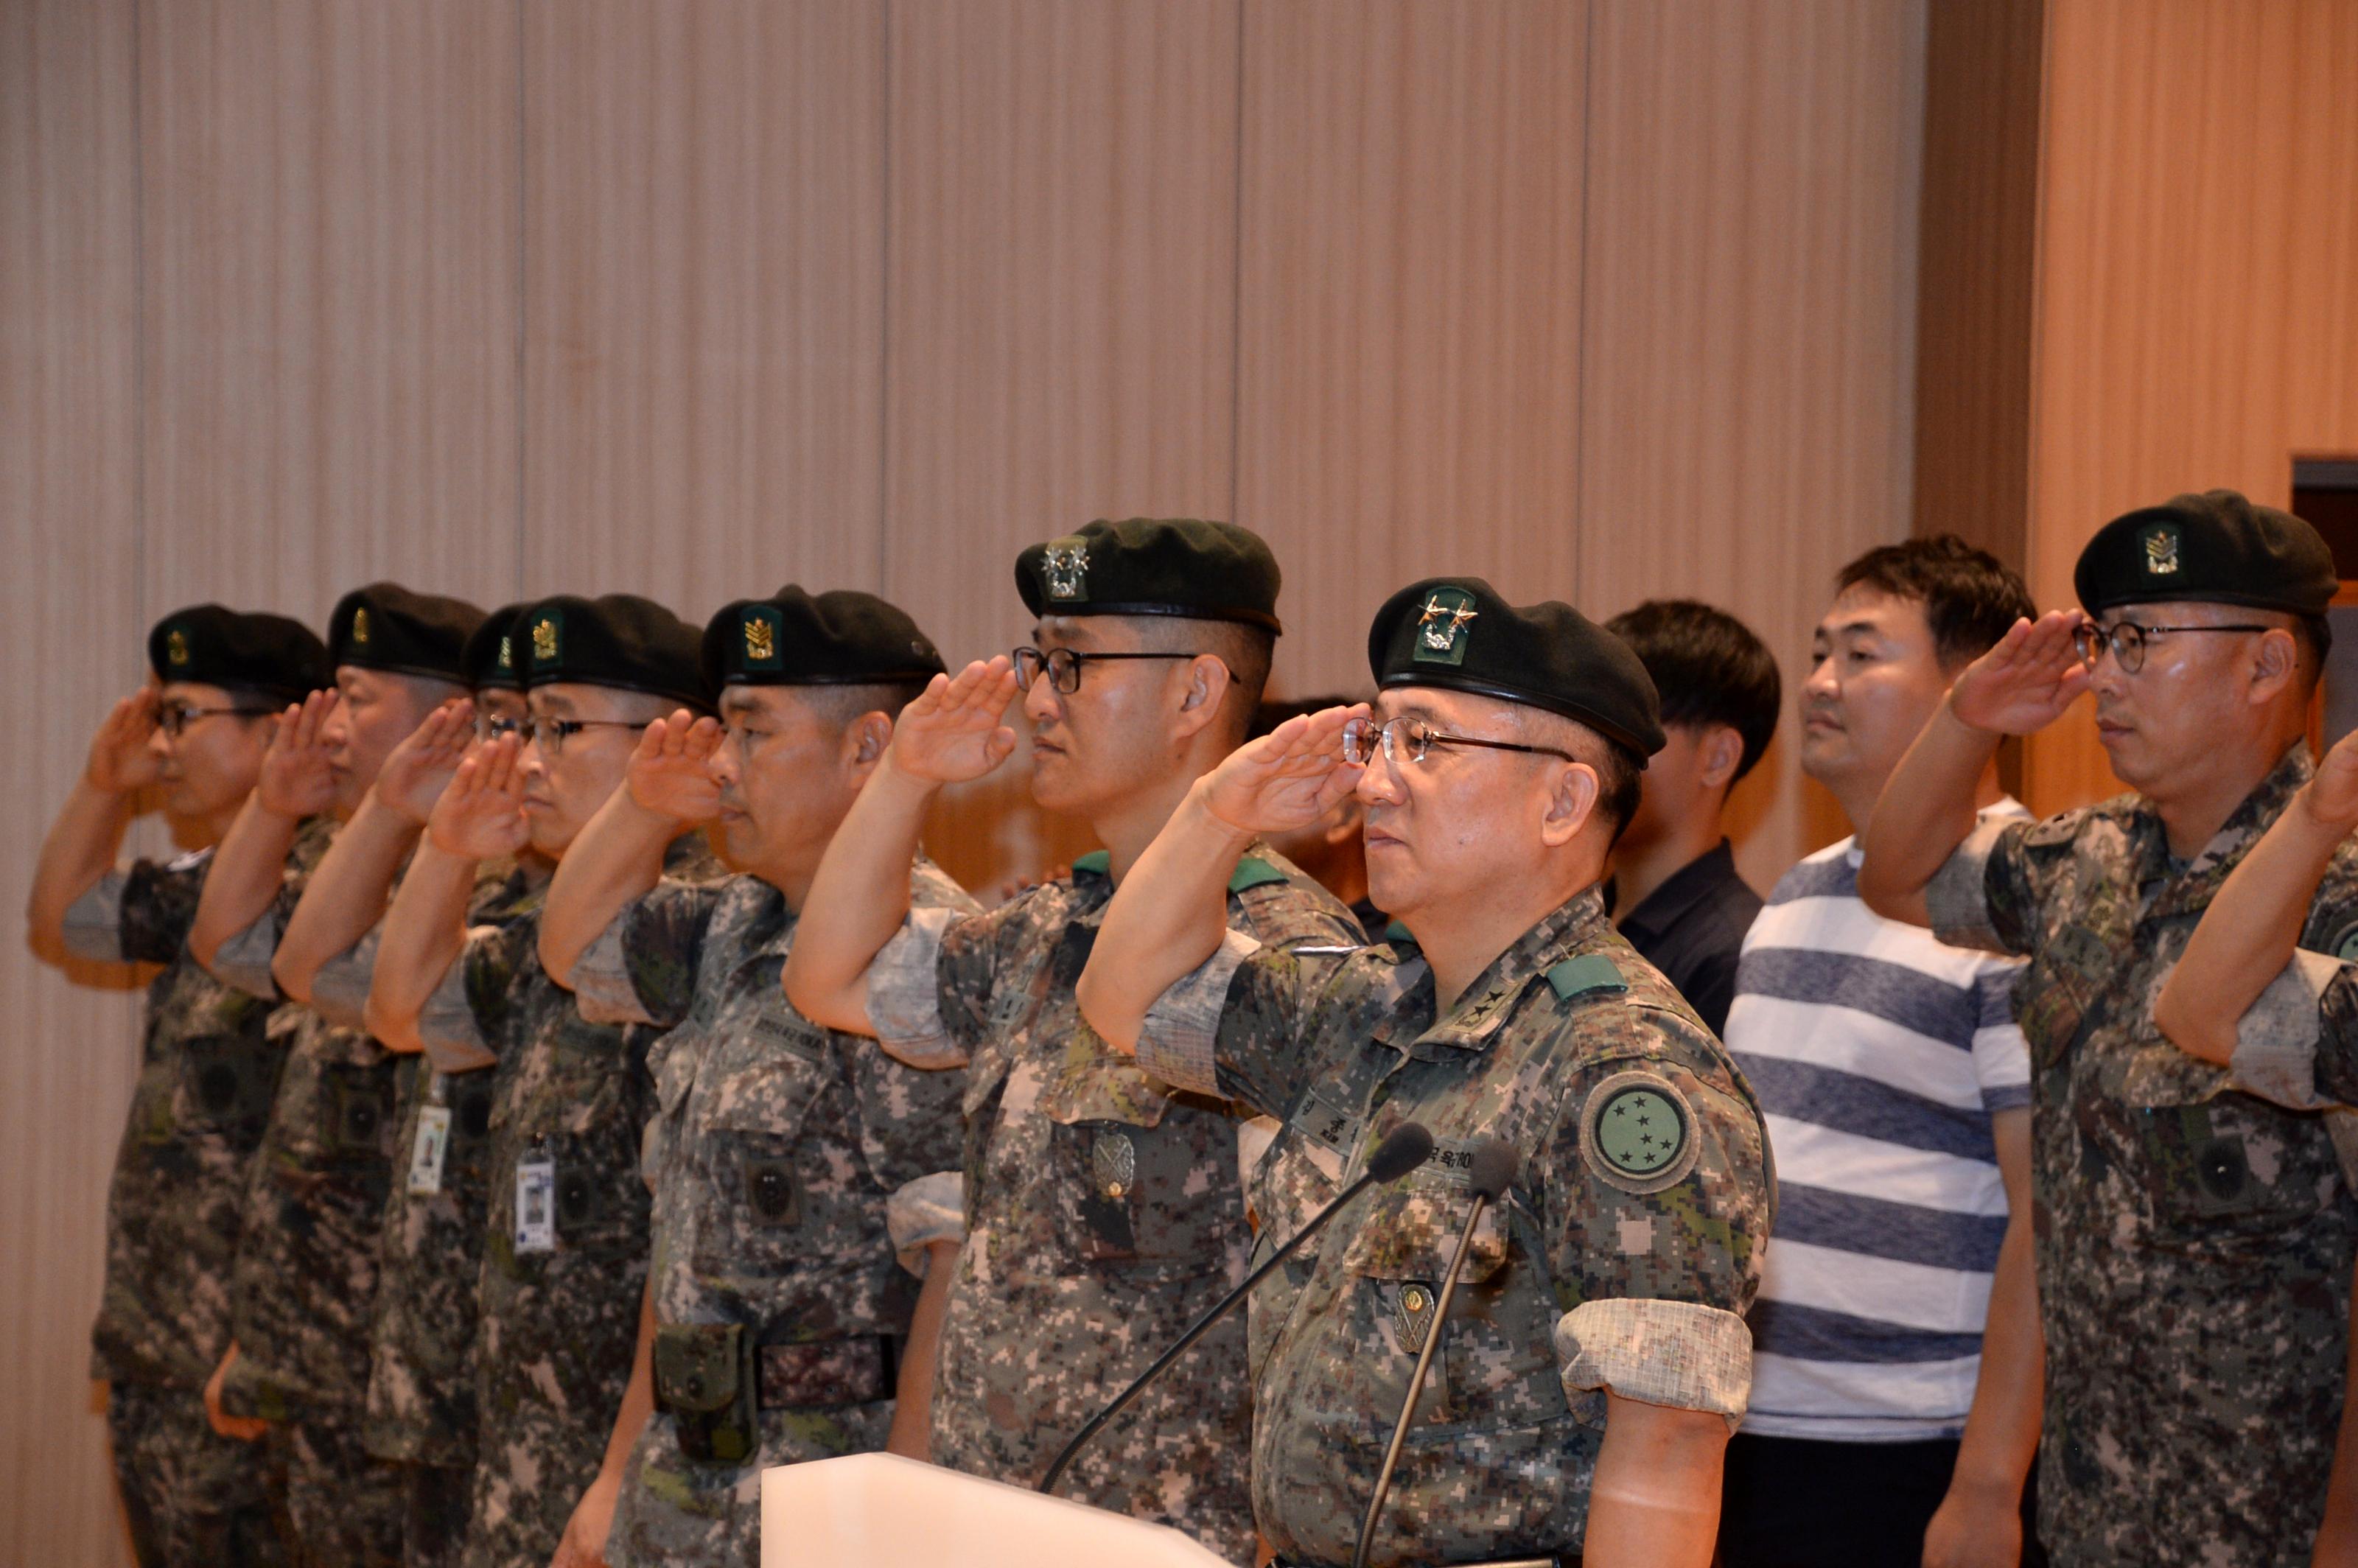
[0,2,1927,1560]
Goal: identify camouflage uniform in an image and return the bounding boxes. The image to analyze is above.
[208,822,519,1568]
[63,847,292,1567]
[360,867,542,1568]
[1131,884,1769,1567]
[433,835,724,1568]
[864,847,1361,1564]
[1924,743,2358,1566]
[561,862,974,1568]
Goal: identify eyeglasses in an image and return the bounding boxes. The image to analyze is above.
[1340,715,1575,769]
[1010,645,1217,695]
[2071,619,2272,675]
[475,713,644,757]
[158,701,275,738]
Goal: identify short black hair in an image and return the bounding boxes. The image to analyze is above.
[1836,535,2037,669]
[1137,617,1276,742]
[1251,695,1362,739]
[794,679,931,735]
[1603,601,1782,783]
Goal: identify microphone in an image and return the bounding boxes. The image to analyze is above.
[1351,1137,1519,1568]
[1037,1121,1436,1497]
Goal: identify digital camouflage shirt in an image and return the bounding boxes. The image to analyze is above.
[1135,885,1769,1568]
[361,862,544,1471]
[210,822,521,1424]
[435,833,724,1568]
[1925,743,2358,1567]
[570,861,974,1568]
[865,847,1362,1565]
[65,846,290,1390]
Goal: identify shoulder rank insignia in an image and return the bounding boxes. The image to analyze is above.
[1578,1069,1699,1194]
[2142,522,2180,575]
[165,628,192,666]
[351,606,371,645]
[1042,536,1091,601]
[1228,856,1289,895]
[1546,953,1626,1000]
[531,611,561,665]
[1412,586,1479,666]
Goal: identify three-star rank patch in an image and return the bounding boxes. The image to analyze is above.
[1411,586,1479,666]
[531,607,562,666]
[1041,536,1091,601]
[165,627,192,666]
[1578,1068,1700,1195]
[740,604,784,671]
[351,606,372,645]
[2141,522,2181,575]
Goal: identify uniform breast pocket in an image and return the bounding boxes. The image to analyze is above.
[1339,1184,1549,1429]
[692,1046,834,1280]
[1043,1064,1241,1274]
[2015,925,2113,1071]
[2136,1096,2332,1238]
[317,1057,398,1163]
[176,1035,281,1147]
[441,1072,498,1183]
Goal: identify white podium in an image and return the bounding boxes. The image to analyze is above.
[760,1452,1236,1568]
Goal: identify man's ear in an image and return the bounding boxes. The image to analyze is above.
[1172,654,1235,741]
[1539,761,1601,850]
[843,710,894,777]
[1698,724,1745,791]
[2247,627,2301,707]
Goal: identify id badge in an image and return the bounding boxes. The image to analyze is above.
[514,1158,556,1253]
[407,1106,453,1196]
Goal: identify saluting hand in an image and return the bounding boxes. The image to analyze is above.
[83,689,164,795]
[1947,610,2090,735]
[429,735,531,861]
[624,710,724,825]
[1202,704,1369,836]
[256,690,343,818]
[888,658,1021,785]
[377,699,476,825]
[2303,726,2358,833]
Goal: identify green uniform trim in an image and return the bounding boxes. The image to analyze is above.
[1545,953,1626,1000]
[1228,857,1288,895]
[1071,850,1112,877]
[1382,918,1416,945]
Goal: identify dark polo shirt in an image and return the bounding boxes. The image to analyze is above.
[1615,839,1761,1037]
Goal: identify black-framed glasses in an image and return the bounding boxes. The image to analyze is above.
[1340,715,1575,768]
[475,713,643,757]
[158,701,275,738]
[1010,645,1214,695]
[2071,618,2272,674]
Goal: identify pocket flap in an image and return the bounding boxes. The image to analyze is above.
[654,1323,742,1415]
[1339,1185,1510,1284]
[1039,1054,1175,1131]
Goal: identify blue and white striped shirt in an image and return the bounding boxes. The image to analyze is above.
[1727,803,2032,1442]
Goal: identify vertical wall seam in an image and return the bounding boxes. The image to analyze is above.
[1227,0,1245,529]
[875,0,892,592]
[1572,0,1595,603]
[131,0,148,653]
[514,0,527,595]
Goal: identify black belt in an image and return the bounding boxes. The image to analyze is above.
[652,1324,900,1465]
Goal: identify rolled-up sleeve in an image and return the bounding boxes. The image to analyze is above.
[1135,928,1262,1096]
[886,1171,966,1278]
[60,872,130,963]
[869,906,970,1069]
[414,932,497,1073]
[1925,816,2025,956]
[209,911,283,1000]
[571,918,660,1026]
[2228,948,2358,1110]
[307,931,379,1030]
[1556,1298,1754,1428]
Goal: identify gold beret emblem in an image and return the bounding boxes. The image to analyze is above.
[165,629,192,666]
[351,606,371,645]
[745,617,775,662]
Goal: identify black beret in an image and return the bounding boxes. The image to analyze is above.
[1367,577,1665,760]
[463,602,531,692]
[517,595,708,708]
[147,604,331,705]
[2075,489,2337,617]
[701,587,947,692]
[1015,518,1283,632]
[327,583,486,682]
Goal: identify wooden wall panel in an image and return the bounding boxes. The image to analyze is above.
[519,0,886,620]
[2023,0,2358,811]
[1578,0,1929,886]
[883,0,1241,889]
[138,0,522,624]
[0,0,144,1560]
[1234,0,1586,701]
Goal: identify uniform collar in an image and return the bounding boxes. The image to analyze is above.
[1406,885,1608,1055]
[2139,741,2312,920]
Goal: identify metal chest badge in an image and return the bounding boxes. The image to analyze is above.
[165,628,192,666]
[2143,523,2181,575]
[1092,1128,1136,1199]
[1413,587,1479,666]
[1394,1281,1439,1348]
[1042,537,1091,602]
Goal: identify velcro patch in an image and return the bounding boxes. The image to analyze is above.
[1547,953,1626,1000]
[1578,1070,1700,1194]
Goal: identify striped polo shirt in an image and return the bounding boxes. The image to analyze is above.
[1726,802,2031,1442]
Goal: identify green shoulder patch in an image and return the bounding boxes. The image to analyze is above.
[1228,856,1289,895]
[1578,1069,1700,1194]
[1382,918,1416,945]
[1546,953,1626,1001]
[2331,919,2358,965]
[1070,850,1112,878]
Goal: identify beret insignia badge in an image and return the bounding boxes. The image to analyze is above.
[351,607,371,645]
[745,616,775,662]
[1042,538,1091,602]
[740,606,784,671]
[166,629,192,666]
[1412,587,1479,667]
[496,635,514,674]
[2143,524,2181,575]
[531,614,560,665]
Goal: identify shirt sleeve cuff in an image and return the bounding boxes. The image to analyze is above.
[869,907,967,1069]
[886,1170,966,1278]
[1556,1298,1754,1430]
[209,913,282,999]
[306,930,379,1030]
[1924,816,2015,954]
[58,872,129,962]
[1134,928,1259,1096]
[416,938,497,1074]
[570,917,659,1026]
[2225,948,2345,1110]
